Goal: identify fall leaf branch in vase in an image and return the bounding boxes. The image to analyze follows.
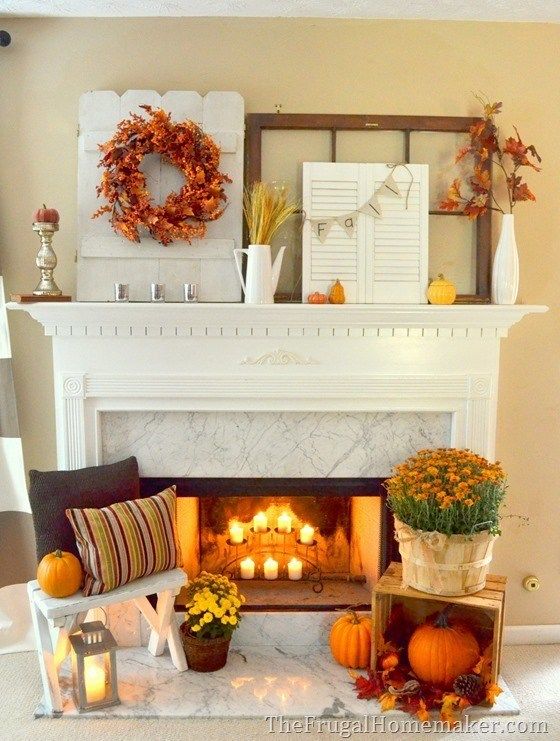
[440,96,542,219]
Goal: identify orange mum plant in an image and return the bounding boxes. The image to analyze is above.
[386,448,506,536]
[93,106,230,245]
[440,97,541,219]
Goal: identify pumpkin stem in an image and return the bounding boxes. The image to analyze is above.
[347,609,361,624]
[54,549,63,558]
[434,604,453,628]
[437,273,444,279]
[43,203,47,209]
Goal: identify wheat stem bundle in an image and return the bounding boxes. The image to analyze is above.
[243,182,300,245]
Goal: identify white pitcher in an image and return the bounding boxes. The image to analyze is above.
[233,244,287,304]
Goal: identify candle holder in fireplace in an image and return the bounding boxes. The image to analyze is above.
[222,528,323,593]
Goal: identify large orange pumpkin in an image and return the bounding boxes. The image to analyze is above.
[329,610,371,668]
[37,549,82,598]
[407,606,479,688]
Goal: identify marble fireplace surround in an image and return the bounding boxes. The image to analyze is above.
[8,302,545,475]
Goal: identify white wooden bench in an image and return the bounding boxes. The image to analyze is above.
[28,568,188,716]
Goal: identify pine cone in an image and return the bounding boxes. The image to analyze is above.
[453,673,485,704]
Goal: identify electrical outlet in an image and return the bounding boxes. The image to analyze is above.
[523,575,540,592]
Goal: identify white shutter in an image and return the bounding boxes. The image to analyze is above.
[302,162,429,304]
[77,90,244,302]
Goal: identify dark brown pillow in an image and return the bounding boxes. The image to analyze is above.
[28,457,140,562]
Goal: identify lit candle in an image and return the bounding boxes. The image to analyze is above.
[287,557,303,581]
[299,524,315,545]
[84,656,106,703]
[229,521,244,544]
[253,511,268,533]
[263,556,279,580]
[240,557,255,579]
[277,512,292,533]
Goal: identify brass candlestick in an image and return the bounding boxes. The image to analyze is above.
[32,221,61,296]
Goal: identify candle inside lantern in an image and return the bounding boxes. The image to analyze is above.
[299,524,315,545]
[253,511,268,532]
[263,557,279,580]
[229,521,244,544]
[84,656,106,703]
[240,556,255,579]
[287,557,303,581]
[277,512,292,533]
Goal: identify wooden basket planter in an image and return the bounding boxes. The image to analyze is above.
[394,517,497,596]
[372,562,506,683]
[179,623,231,672]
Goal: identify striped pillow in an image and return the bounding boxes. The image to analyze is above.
[66,486,180,596]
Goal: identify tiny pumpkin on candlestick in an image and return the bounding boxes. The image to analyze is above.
[34,204,60,224]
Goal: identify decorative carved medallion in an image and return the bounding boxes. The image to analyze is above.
[240,349,318,366]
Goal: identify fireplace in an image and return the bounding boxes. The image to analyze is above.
[140,477,395,611]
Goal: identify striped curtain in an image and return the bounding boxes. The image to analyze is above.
[0,272,27,514]
[0,268,33,653]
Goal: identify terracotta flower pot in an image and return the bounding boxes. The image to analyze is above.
[179,623,231,672]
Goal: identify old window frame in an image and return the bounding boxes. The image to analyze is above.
[245,113,491,303]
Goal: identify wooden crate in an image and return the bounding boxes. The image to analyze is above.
[372,562,506,683]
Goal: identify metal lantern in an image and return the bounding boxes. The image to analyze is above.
[69,620,120,713]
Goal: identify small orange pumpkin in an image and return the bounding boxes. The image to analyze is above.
[33,204,59,224]
[308,291,328,304]
[37,549,82,598]
[328,279,346,304]
[407,606,479,688]
[427,274,456,305]
[329,610,371,668]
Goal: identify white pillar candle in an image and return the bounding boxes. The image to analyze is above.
[277,512,292,533]
[240,556,255,579]
[299,524,315,545]
[84,656,106,703]
[287,557,303,581]
[253,511,268,532]
[263,557,279,580]
[229,521,244,544]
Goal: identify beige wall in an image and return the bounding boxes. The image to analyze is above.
[1,17,558,624]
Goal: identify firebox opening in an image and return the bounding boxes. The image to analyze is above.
[140,478,391,612]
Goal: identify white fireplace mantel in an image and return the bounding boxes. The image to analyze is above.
[8,302,547,472]
[7,301,546,338]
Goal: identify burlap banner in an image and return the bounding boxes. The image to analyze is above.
[307,164,413,243]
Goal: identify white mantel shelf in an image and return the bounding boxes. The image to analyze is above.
[7,302,548,338]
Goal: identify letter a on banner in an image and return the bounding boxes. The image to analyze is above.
[310,219,335,244]
[336,212,358,238]
[359,193,383,218]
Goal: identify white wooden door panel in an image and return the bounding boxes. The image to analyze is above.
[303,162,428,304]
[77,90,244,302]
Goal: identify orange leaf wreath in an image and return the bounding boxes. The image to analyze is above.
[92,106,231,245]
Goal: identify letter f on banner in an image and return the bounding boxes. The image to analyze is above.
[310,218,335,244]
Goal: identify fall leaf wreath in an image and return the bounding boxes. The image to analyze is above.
[93,105,231,245]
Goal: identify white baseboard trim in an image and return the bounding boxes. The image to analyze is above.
[504,624,560,645]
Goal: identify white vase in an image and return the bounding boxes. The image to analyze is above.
[491,213,519,305]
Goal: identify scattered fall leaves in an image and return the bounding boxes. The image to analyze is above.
[352,604,502,724]
[439,95,541,219]
[92,106,231,245]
